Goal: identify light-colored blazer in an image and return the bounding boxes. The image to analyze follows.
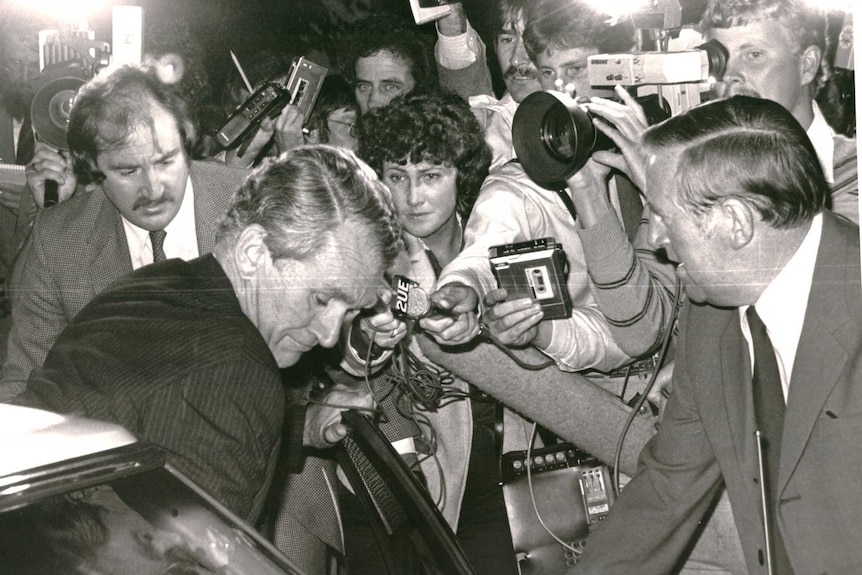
[574,211,862,575]
[0,160,250,399]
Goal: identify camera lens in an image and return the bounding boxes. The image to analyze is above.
[512,91,597,189]
[542,104,578,163]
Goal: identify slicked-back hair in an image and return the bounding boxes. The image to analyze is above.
[523,0,636,64]
[67,65,196,184]
[355,88,491,222]
[340,12,438,92]
[216,145,404,269]
[642,95,828,229]
[702,0,830,91]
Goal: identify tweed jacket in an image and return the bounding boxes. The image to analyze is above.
[0,160,250,399]
[574,212,862,575]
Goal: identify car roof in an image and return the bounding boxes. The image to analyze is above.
[0,404,137,478]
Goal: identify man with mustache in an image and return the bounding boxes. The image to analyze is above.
[0,65,251,399]
[435,0,542,171]
[703,0,857,224]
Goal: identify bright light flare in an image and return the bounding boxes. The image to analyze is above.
[8,0,108,29]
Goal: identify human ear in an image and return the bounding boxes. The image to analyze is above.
[799,44,822,88]
[722,198,754,250]
[234,224,271,278]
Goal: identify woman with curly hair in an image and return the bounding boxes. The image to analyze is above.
[334,88,518,574]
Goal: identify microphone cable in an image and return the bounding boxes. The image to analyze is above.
[611,275,682,497]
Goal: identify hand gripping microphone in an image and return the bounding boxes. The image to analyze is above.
[390,275,459,320]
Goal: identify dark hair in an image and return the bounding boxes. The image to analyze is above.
[304,74,358,142]
[356,89,491,221]
[701,0,830,91]
[523,0,636,63]
[67,65,196,184]
[492,0,529,37]
[642,95,828,228]
[216,145,404,268]
[339,12,438,91]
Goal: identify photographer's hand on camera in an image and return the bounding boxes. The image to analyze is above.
[586,86,650,191]
[419,283,481,345]
[481,287,551,348]
[25,142,78,208]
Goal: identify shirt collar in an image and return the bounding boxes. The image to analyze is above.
[121,174,197,268]
[741,212,823,387]
[807,101,835,184]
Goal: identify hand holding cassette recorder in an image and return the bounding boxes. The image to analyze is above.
[489,238,572,320]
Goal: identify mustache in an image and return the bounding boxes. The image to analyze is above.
[503,64,537,81]
[719,85,761,99]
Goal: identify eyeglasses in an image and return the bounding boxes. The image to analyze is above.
[328,118,357,138]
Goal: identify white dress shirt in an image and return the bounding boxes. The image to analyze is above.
[739,213,823,401]
[121,175,199,269]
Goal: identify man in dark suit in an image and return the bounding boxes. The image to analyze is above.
[12,145,404,529]
[0,65,252,399]
[574,95,861,574]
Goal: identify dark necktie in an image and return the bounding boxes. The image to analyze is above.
[150,229,167,263]
[16,116,35,165]
[747,306,793,573]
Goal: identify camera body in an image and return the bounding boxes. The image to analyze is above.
[587,40,727,87]
[216,56,327,149]
[489,237,571,321]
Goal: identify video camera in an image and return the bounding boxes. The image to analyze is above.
[512,0,728,190]
[28,7,143,206]
[31,7,144,151]
[215,56,327,150]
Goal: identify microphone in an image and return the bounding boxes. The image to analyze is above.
[390,275,459,320]
[44,179,59,207]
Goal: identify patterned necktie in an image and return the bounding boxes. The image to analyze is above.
[747,306,793,573]
[149,229,167,263]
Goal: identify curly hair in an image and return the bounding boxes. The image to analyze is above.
[337,11,438,92]
[355,89,491,222]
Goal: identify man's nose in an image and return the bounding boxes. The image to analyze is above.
[647,219,668,250]
[368,87,391,110]
[510,37,530,67]
[314,303,347,348]
[139,169,165,200]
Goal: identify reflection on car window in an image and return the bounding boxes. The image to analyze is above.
[0,448,297,575]
[5,486,213,575]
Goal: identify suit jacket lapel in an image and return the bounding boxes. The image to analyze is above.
[190,162,220,254]
[88,189,133,294]
[719,312,759,473]
[778,216,853,490]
